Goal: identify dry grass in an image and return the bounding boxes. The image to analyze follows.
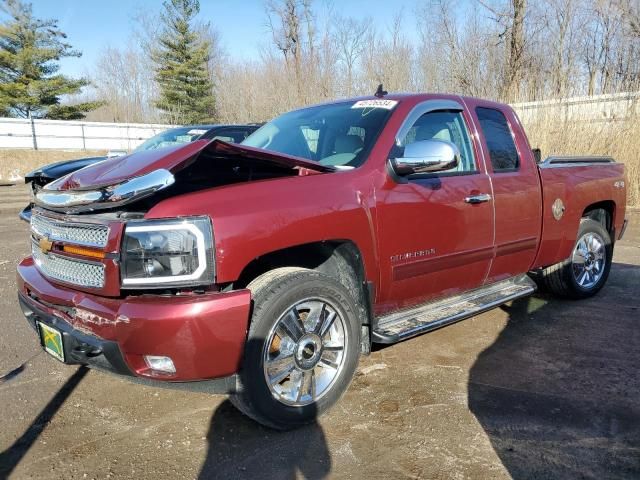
[0,149,106,181]
[524,117,640,207]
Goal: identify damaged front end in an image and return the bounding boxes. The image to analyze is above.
[35,168,175,214]
[33,139,333,215]
[18,138,330,381]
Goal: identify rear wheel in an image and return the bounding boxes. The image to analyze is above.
[230,267,360,430]
[538,218,613,299]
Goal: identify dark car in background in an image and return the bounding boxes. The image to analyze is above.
[20,123,260,221]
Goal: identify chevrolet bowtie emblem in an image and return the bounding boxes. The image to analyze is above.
[39,236,53,254]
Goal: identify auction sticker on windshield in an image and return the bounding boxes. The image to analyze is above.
[351,99,398,110]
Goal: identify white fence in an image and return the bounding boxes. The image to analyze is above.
[0,117,172,151]
[512,91,640,124]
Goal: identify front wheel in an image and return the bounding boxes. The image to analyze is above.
[230,267,361,430]
[538,218,613,299]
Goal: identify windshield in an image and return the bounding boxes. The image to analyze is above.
[242,100,397,167]
[134,127,209,152]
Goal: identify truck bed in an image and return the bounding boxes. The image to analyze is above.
[533,157,626,268]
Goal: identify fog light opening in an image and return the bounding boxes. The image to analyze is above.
[143,355,176,374]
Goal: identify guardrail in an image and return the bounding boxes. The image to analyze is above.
[0,117,173,151]
[512,91,640,124]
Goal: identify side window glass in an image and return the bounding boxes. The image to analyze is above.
[400,110,476,173]
[475,107,520,171]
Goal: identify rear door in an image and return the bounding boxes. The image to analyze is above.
[467,101,542,283]
[376,100,495,313]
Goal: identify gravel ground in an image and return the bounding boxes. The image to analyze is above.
[0,184,638,479]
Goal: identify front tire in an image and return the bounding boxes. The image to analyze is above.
[230,267,361,430]
[538,218,613,299]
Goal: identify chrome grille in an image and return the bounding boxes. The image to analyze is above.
[31,213,109,248]
[32,241,105,288]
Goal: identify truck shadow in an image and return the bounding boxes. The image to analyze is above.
[468,263,640,479]
[198,335,331,479]
[0,366,88,478]
[198,400,331,479]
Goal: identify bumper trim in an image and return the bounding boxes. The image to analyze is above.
[18,292,241,394]
[19,292,134,376]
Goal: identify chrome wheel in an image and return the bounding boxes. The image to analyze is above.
[263,299,347,407]
[572,232,606,289]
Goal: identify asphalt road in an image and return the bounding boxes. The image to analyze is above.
[0,184,639,479]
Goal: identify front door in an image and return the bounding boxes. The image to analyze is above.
[375,100,495,314]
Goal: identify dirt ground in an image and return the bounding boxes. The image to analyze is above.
[0,184,638,480]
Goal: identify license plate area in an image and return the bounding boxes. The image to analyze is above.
[37,321,65,362]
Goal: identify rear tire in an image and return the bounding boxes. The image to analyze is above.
[538,218,613,299]
[230,267,360,430]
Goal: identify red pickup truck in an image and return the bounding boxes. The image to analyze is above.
[17,94,628,429]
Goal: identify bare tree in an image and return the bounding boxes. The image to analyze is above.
[334,16,371,96]
[362,12,415,93]
[88,46,158,123]
[266,0,312,98]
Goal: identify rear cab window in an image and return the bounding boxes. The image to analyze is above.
[203,128,255,143]
[475,107,520,172]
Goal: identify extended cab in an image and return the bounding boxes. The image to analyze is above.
[17,94,628,429]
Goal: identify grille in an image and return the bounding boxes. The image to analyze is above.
[31,213,109,248]
[32,241,105,288]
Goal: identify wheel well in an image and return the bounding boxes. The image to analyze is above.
[234,241,373,326]
[582,201,615,237]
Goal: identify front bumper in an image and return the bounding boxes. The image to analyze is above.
[17,256,251,388]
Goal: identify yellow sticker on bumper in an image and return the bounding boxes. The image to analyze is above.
[38,322,65,362]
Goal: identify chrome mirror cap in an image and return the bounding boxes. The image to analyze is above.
[390,139,460,176]
[34,168,175,213]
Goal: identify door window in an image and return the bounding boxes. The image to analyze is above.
[399,110,476,173]
[475,107,520,171]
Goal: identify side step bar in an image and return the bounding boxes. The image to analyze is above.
[372,275,537,344]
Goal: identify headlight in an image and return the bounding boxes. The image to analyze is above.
[120,217,214,288]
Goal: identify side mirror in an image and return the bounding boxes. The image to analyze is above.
[390,139,460,176]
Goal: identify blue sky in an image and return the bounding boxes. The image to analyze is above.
[30,0,425,78]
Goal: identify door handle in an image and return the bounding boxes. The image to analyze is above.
[464,193,492,204]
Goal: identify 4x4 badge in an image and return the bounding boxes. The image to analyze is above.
[39,236,53,254]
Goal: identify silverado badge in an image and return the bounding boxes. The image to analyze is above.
[39,236,53,254]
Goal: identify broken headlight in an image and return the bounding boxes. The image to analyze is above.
[120,217,214,288]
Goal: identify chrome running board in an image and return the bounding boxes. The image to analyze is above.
[372,275,537,344]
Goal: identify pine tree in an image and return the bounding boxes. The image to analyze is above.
[153,0,216,124]
[0,0,102,119]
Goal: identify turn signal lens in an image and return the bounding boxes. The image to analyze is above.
[63,245,106,259]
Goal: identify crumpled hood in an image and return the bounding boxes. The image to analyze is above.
[46,139,334,192]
